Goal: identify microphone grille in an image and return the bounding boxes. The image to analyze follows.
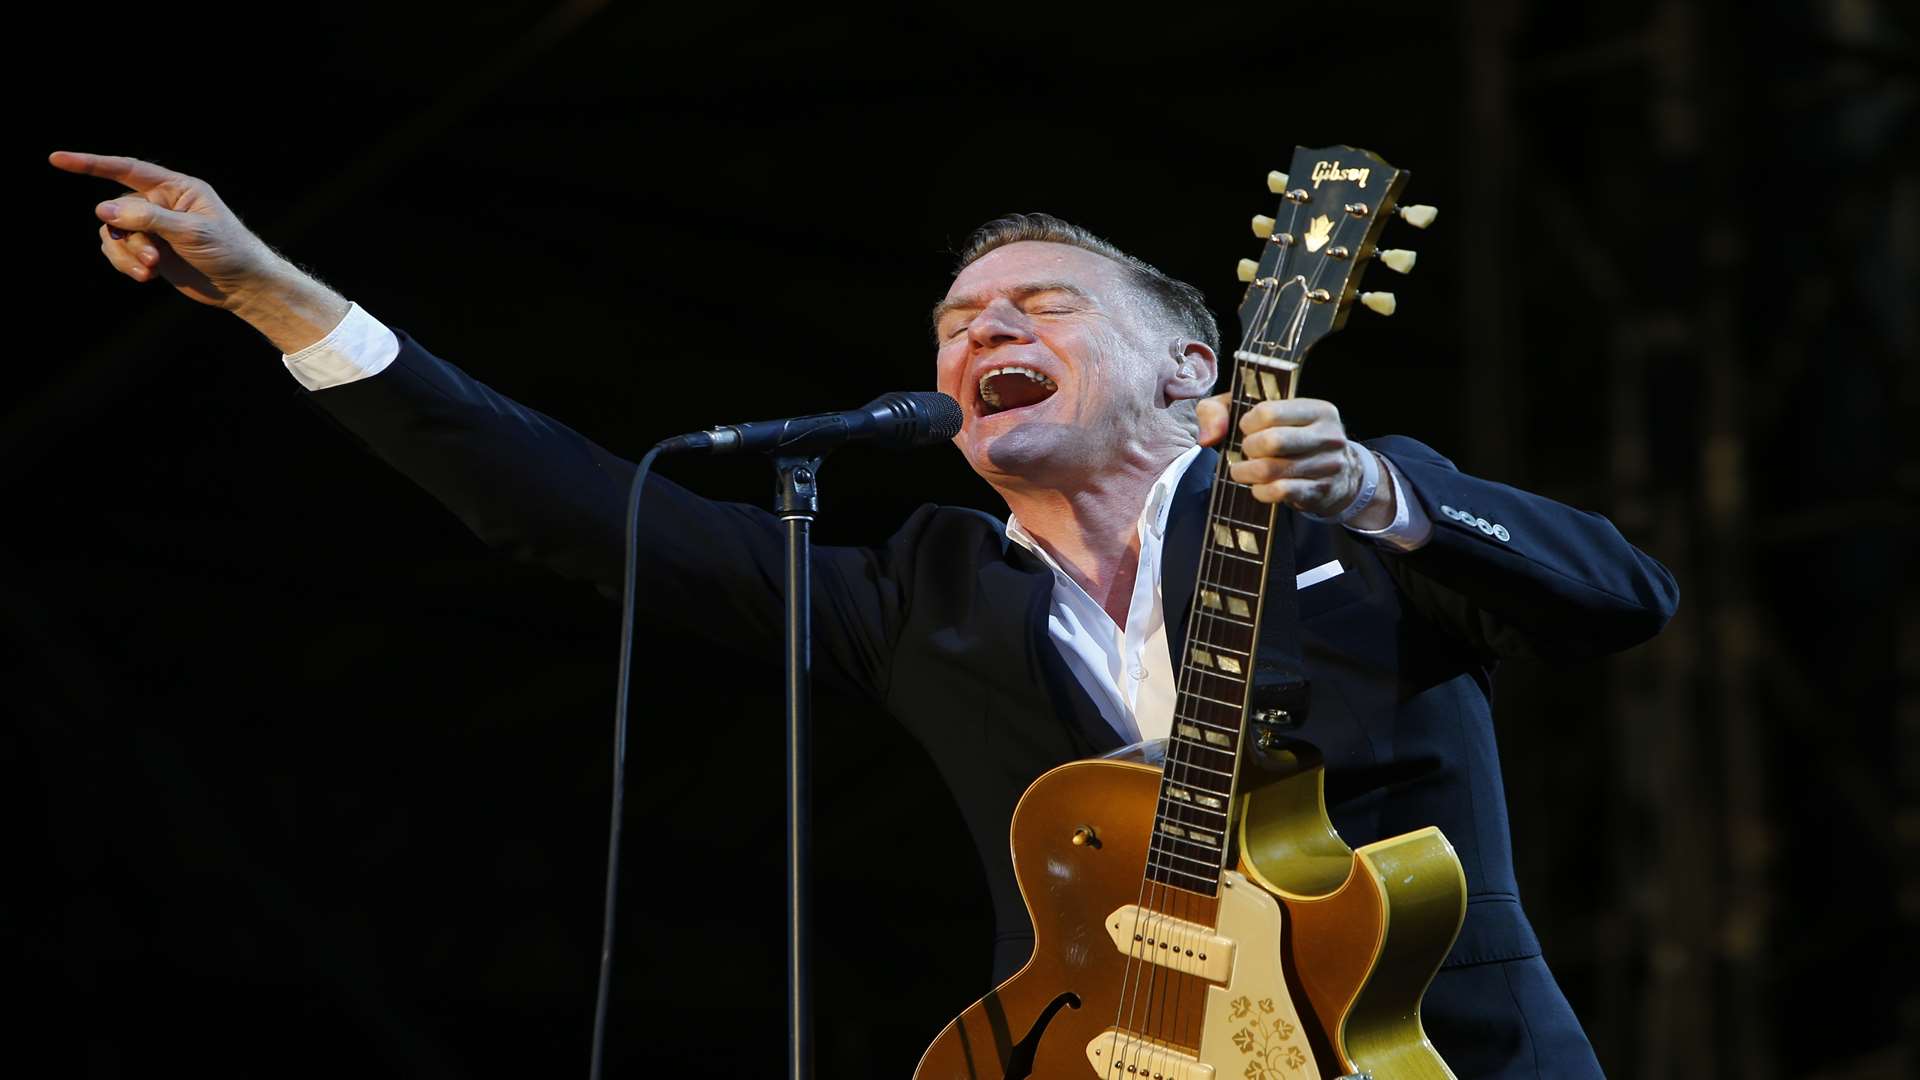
[917,392,964,441]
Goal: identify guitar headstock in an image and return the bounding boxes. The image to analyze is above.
[1232,145,1433,379]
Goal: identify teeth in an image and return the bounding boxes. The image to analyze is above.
[977,366,1057,410]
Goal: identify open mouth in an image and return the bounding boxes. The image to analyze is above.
[977,366,1059,416]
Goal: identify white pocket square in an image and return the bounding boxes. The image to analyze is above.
[1295,559,1344,590]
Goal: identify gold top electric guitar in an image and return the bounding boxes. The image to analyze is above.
[915,145,1465,1080]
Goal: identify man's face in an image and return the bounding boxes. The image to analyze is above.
[933,241,1180,488]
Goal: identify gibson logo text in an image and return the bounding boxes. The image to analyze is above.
[1311,160,1371,189]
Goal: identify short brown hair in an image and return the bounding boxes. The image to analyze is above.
[953,213,1220,354]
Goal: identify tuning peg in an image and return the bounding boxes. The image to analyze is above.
[1359,291,1397,316]
[1237,258,1259,283]
[1251,215,1275,239]
[1267,171,1290,194]
[1396,204,1437,229]
[1378,249,1417,273]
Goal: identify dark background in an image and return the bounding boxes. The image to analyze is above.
[9,0,1915,1076]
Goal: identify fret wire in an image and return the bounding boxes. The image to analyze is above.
[1160,771,1234,793]
[1151,831,1230,859]
[1176,685,1240,705]
[1180,689,1248,711]
[1155,797,1230,823]
[1144,857,1221,883]
[1171,702,1242,728]
[1175,661,1251,676]
[1146,845,1226,870]
[1173,712,1239,733]
[1204,548,1264,568]
[1168,736,1236,759]
[1157,799,1231,821]
[1158,776,1234,801]
[1194,580,1261,599]
[1186,639,1250,657]
[1159,757,1233,778]
[1177,669,1245,690]
[1188,638,1255,658]
[1187,614,1253,630]
[1209,512,1271,531]
[1197,572,1261,592]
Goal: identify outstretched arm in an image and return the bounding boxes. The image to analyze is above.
[51,151,908,698]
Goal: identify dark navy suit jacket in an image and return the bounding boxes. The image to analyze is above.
[314,331,1677,1077]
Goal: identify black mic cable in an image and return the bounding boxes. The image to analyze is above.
[587,439,664,1080]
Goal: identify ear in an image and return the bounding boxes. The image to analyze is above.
[1164,340,1218,404]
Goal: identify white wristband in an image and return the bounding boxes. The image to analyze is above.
[1301,446,1381,525]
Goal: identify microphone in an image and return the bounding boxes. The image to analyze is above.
[658,391,963,456]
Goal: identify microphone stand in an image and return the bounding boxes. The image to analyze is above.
[773,453,824,1080]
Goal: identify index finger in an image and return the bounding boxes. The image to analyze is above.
[48,151,188,192]
[1240,397,1338,433]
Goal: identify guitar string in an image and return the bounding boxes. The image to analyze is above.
[1106,309,1266,1072]
[1154,205,1312,1060]
[1117,195,1301,1068]
[1129,184,1373,1068]
[1111,191,1304,1070]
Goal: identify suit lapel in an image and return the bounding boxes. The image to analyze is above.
[1161,446,1218,663]
[989,541,1123,756]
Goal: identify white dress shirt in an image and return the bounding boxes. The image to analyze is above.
[284,304,1433,745]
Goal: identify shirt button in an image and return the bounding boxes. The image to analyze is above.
[1131,666,1148,680]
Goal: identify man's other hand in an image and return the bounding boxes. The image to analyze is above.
[50,151,282,310]
[1196,392,1391,527]
[51,151,348,353]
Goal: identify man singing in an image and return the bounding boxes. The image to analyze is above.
[53,149,1676,1078]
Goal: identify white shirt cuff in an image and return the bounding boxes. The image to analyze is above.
[1347,453,1433,551]
[282,302,399,391]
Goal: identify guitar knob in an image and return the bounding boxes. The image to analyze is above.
[1397,204,1438,229]
[1237,258,1259,283]
[1360,291,1397,316]
[1378,249,1417,273]
[1251,214,1276,239]
[1071,826,1098,847]
[1267,170,1290,193]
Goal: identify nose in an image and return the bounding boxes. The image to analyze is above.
[966,298,1035,349]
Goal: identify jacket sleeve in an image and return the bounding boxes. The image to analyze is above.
[1365,435,1679,661]
[303,328,911,700]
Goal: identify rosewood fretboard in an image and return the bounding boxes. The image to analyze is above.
[1143,357,1302,897]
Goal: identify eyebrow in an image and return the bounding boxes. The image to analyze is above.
[929,280,1095,333]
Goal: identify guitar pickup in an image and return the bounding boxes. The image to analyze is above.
[1103,905,1237,984]
[1086,1030,1214,1079]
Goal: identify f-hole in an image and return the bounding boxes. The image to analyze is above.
[1004,991,1081,1079]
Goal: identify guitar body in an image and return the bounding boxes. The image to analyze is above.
[916,753,1321,1080]
[915,748,1465,1080]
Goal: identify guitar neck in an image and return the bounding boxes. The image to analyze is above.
[1141,143,1413,903]
[1145,358,1301,898]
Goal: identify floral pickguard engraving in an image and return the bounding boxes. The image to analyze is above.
[1227,995,1310,1077]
